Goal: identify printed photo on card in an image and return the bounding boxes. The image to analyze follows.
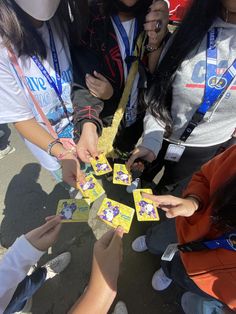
[97,198,135,233]
[133,189,160,222]
[90,154,112,176]
[56,199,90,223]
[77,174,105,203]
[113,164,131,186]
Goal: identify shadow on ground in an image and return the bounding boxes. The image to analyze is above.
[0,164,184,314]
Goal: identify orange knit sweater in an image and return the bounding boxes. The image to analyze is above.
[176,145,236,310]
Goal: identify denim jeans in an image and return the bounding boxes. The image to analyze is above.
[4,267,46,314]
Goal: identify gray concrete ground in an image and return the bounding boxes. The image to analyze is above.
[0,125,184,314]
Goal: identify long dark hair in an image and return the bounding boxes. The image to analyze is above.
[0,0,88,58]
[211,174,236,231]
[146,0,222,136]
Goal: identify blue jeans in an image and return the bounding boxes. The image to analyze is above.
[4,267,46,314]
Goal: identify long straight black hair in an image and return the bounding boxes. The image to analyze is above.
[0,0,88,58]
[146,0,222,136]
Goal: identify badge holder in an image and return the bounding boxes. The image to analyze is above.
[164,144,186,162]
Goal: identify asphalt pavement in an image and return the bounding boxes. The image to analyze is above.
[0,125,183,314]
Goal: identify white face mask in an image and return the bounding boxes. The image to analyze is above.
[14,0,61,21]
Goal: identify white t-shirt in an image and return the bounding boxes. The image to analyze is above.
[111,18,140,127]
[0,21,73,171]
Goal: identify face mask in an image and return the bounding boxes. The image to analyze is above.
[14,0,61,21]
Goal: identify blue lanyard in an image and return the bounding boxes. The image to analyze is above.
[204,231,236,252]
[180,27,236,142]
[31,22,71,125]
[112,15,138,72]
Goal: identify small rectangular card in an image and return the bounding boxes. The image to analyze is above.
[97,198,135,233]
[113,164,131,186]
[133,189,160,221]
[161,243,178,261]
[77,174,105,203]
[56,199,90,223]
[90,154,112,176]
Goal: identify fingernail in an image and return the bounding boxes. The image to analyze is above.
[117,226,124,233]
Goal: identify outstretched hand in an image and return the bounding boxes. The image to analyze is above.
[86,71,114,100]
[142,194,200,218]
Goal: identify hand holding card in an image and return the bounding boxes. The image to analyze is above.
[77,174,105,203]
[90,154,112,176]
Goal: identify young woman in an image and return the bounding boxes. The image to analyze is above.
[127,0,236,192]
[0,0,93,188]
[72,0,169,163]
[132,145,236,313]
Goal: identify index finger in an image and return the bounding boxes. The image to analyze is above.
[38,216,62,236]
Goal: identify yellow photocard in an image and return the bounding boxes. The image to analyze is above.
[97,198,135,233]
[113,164,131,186]
[90,154,112,176]
[133,189,160,222]
[77,174,105,203]
[56,199,90,223]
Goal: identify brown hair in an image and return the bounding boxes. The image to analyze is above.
[0,0,88,58]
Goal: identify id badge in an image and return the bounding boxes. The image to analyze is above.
[161,243,178,261]
[164,144,186,162]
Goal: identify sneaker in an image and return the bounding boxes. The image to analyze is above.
[132,235,148,252]
[0,145,15,160]
[0,130,5,138]
[112,301,128,314]
[15,298,32,313]
[42,252,71,280]
[152,268,172,291]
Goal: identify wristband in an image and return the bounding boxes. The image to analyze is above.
[47,139,63,156]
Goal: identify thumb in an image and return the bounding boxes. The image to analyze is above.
[108,226,124,249]
[127,149,142,169]
[93,71,108,82]
[35,216,62,237]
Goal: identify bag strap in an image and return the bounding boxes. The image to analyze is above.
[108,31,146,138]
[7,48,58,139]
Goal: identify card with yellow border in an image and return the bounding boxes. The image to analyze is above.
[56,199,90,223]
[77,174,105,203]
[97,198,135,233]
[113,164,131,186]
[133,189,160,221]
[90,154,112,176]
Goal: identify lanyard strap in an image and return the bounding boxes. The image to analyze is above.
[112,15,138,72]
[8,49,58,139]
[31,22,70,122]
[178,231,236,253]
[180,28,236,142]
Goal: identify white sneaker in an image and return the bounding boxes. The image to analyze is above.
[132,235,148,252]
[15,297,32,313]
[151,268,172,291]
[112,301,128,314]
[0,145,15,160]
[42,252,71,280]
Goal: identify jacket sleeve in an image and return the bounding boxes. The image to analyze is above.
[71,45,104,142]
[140,110,165,157]
[0,235,44,313]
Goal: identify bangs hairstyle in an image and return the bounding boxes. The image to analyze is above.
[0,0,88,58]
[146,0,222,136]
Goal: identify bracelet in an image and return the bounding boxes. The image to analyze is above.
[47,139,63,156]
[145,44,160,53]
[57,149,77,161]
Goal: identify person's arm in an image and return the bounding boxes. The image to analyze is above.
[69,227,124,314]
[127,110,165,168]
[144,0,170,74]
[0,216,61,313]
[14,118,84,186]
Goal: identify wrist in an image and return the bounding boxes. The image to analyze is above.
[82,122,97,134]
[185,196,201,213]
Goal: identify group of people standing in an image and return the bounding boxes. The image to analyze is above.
[0,0,236,313]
